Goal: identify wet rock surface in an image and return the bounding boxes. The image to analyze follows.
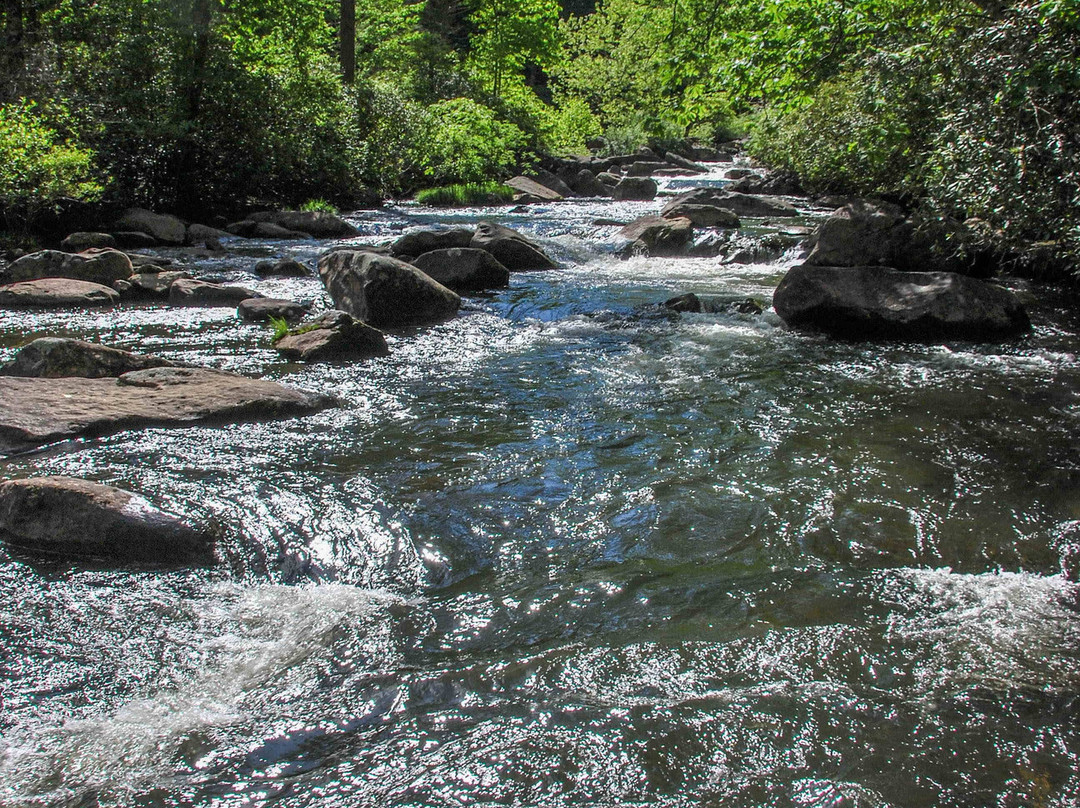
[0,278,120,308]
[274,310,390,362]
[1,338,177,378]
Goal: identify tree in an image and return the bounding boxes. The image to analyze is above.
[468,0,560,100]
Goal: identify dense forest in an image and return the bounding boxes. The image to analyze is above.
[2,0,1079,271]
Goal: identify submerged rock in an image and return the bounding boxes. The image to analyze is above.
[1,338,176,378]
[773,264,1031,341]
[0,278,120,308]
[412,248,511,292]
[470,222,556,271]
[664,293,763,315]
[254,257,310,277]
[0,367,336,455]
[169,279,263,307]
[238,297,309,322]
[274,310,389,362]
[0,476,214,563]
[7,249,134,285]
[318,251,461,328]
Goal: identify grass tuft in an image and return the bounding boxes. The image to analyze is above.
[299,198,337,213]
[415,182,515,208]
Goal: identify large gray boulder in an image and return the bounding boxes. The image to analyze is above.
[390,228,474,258]
[318,251,461,328]
[663,188,799,218]
[612,177,658,201]
[773,264,1031,341]
[7,249,133,285]
[1,338,176,378]
[804,200,954,273]
[0,476,214,563]
[0,278,120,308]
[412,248,511,292]
[618,216,693,257]
[274,310,389,362]
[470,222,556,271]
[169,279,263,307]
[112,208,187,245]
[0,367,336,455]
[529,168,576,198]
[247,210,359,238]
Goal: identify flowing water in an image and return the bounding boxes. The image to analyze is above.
[1,166,1078,807]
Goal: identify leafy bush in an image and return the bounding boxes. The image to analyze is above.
[545,97,603,155]
[0,102,102,226]
[415,182,515,207]
[423,97,528,184]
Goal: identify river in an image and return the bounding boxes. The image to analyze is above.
[1,165,1078,807]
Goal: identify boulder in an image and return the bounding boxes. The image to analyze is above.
[247,210,359,239]
[570,169,612,198]
[129,270,191,298]
[186,223,233,246]
[530,168,576,198]
[772,264,1031,341]
[226,220,311,240]
[664,293,763,315]
[612,177,658,201]
[725,168,757,180]
[61,233,116,252]
[112,208,186,245]
[470,222,557,271]
[0,278,120,308]
[0,477,214,563]
[318,251,460,328]
[127,253,172,270]
[0,367,336,455]
[618,216,693,257]
[391,228,474,258]
[237,297,309,322]
[660,202,740,228]
[505,177,563,202]
[7,249,134,285]
[275,310,389,362]
[1,338,176,378]
[596,172,622,187]
[112,232,159,249]
[254,257,310,277]
[662,188,799,218]
[169,279,263,307]
[626,161,671,177]
[412,248,511,292]
[805,200,948,273]
[660,152,707,173]
[689,145,732,162]
[729,172,804,196]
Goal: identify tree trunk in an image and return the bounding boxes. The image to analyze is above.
[341,0,355,84]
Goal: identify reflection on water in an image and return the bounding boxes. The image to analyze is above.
[1,166,1078,807]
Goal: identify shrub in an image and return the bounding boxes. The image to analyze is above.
[300,198,337,213]
[423,97,528,185]
[0,102,102,228]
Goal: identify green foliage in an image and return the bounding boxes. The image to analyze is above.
[300,198,338,213]
[269,316,292,342]
[468,0,562,100]
[423,97,528,184]
[0,101,101,227]
[415,182,515,206]
[545,96,603,155]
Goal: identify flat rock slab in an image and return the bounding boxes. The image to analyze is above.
[0,278,120,308]
[0,366,336,455]
[2,338,176,378]
[0,476,214,563]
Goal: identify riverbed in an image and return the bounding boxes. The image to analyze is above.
[1,166,1078,807]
